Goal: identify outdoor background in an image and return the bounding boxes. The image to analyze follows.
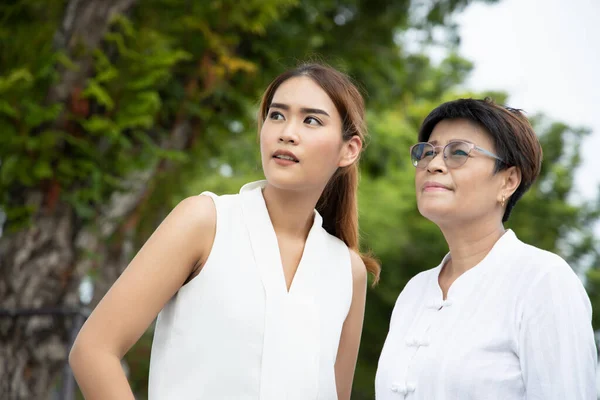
[1,0,599,399]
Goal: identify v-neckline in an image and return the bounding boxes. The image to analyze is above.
[240,181,323,296]
[273,220,318,294]
[238,181,324,399]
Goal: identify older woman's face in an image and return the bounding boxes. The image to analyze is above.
[415,118,506,226]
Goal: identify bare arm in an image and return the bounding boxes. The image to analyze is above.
[335,250,368,400]
[69,195,216,400]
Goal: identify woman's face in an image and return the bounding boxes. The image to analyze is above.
[415,118,510,227]
[260,76,360,192]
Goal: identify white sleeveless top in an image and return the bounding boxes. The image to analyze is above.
[148,181,353,400]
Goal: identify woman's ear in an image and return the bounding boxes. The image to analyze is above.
[339,136,362,167]
[499,166,521,201]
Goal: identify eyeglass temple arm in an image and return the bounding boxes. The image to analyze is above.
[475,146,505,162]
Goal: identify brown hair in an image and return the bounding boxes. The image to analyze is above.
[258,63,380,284]
[418,98,543,222]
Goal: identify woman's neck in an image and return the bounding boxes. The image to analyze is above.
[262,183,321,239]
[439,219,506,278]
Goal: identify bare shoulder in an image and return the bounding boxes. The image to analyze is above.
[168,195,217,276]
[169,194,216,233]
[348,249,368,287]
[70,193,219,362]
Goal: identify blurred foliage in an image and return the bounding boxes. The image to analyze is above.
[2,0,599,399]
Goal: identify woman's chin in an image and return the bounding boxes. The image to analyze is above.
[264,173,319,194]
[263,167,302,187]
[417,203,455,224]
[264,166,331,193]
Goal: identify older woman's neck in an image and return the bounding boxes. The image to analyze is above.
[440,221,506,277]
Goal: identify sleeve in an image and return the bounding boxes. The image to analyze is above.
[518,263,597,400]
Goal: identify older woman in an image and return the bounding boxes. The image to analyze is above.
[375,98,596,399]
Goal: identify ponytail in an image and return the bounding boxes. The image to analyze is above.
[316,163,381,285]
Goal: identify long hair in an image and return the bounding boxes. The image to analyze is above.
[257,63,380,284]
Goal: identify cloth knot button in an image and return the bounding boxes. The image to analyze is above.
[390,383,416,395]
[405,337,429,347]
[428,299,453,309]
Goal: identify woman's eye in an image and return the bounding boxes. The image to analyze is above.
[269,111,284,120]
[305,116,322,126]
[452,149,469,156]
[424,150,435,157]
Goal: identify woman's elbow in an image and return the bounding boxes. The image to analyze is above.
[69,334,100,371]
[68,337,86,371]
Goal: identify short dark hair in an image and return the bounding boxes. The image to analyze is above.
[418,98,543,222]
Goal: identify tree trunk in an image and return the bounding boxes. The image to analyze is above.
[0,196,78,399]
[0,1,140,398]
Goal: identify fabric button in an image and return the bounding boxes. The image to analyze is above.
[428,299,453,309]
[406,337,430,347]
[409,338,430,347]
[390,383,414,395]
[427,301,441,309]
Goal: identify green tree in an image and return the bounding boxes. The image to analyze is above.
[4,0,598,399]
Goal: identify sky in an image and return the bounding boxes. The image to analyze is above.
[455,0,600,201]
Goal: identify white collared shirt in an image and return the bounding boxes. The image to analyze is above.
[376,230,597,400]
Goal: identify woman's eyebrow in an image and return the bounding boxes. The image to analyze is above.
[270,102,330,117]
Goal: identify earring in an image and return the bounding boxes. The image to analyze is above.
[500,195,506,207]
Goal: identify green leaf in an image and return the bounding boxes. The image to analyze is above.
[33,160,53,179]
[159,148,189,163]
[126,70,170,90]
[96,65,120,83]
[22,102,63,128]
[0,100,17,118]
[0,155,19,184]
[0,68,34,92]
[55,51,79,71]
[116,114,154,130]
[56,158,76,179]
[81,115,118,134]
[82,80,115,110]
[36,130,63,151]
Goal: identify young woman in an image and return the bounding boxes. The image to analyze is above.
[376,98,596,399]
[69,63,380,400]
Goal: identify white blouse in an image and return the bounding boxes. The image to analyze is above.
[376,230,597,400]
[148,181,352,399]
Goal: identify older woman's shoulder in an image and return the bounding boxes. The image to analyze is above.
[389,266,441,315]
[512,238,587,298]
[512,238,592,322]
[515,239,573,275]
[402,265,441,292]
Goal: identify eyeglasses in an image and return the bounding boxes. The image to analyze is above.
[409,141,505,169]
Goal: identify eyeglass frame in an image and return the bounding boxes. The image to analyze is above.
[409,140,506,169]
